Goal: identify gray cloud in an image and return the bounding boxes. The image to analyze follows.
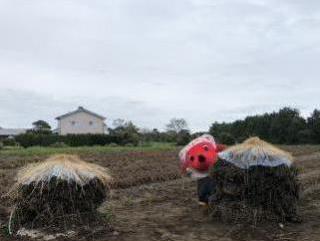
[0,0,319,131]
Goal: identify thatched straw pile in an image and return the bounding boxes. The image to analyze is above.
[209,137,300,224]
[7,154,112,228]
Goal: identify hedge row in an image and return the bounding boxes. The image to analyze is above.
[15,134,129,148]
[209,107,320,145]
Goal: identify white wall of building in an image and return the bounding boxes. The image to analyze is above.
[58,112,105,135]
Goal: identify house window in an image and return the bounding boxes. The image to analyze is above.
[89,121,93,126]
[71,121,76,126]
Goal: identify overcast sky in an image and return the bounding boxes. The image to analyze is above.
[0,0,319,131]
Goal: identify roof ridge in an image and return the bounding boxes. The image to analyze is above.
[56,106,106,120]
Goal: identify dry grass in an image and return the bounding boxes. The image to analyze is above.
[4,154,113,233]
[7,154,112,200]
[219,137,293,168]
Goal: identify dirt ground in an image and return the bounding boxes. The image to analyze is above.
[0,146,320,241]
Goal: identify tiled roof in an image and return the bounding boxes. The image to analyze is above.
[56,106,106,120]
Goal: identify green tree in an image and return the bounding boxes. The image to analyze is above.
[218,132,236,145]
[307,109,320,143]
[30,120,52,134]
[176,129,191,146]
[209,107,311,144]
[109,121,140,146]
[297,129,313,144]
[269,107,306,144]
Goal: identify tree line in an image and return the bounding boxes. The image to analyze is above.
[8,118,192,147]
[2,107,319,148]
[209,107,320,145]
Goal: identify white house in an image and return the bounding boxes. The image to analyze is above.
[55,107,106,135]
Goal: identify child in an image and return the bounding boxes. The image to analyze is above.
[179,135,225,205]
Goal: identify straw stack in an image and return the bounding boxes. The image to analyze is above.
[209,137,300,223]
[7,154,112,227]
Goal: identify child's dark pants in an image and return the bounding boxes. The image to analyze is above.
[197,176,216,203]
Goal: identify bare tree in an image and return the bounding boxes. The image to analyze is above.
[166,118,189,133]
[112,118,126,128]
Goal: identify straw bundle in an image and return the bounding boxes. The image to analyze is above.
[8,154,112,228]
[218,137,293,169]
[209,137,300,223]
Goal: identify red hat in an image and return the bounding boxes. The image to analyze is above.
[179,135,223,174]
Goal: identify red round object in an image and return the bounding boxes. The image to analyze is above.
[185,141,219,172]
[179,135,227,174]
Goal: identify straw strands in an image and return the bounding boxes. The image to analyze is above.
[209,137,300,224]
[7,154,112,230]
[218,137,293,169]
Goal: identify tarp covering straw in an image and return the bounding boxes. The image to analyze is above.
[7,154,112,229]
[209,137,300,224]
[218,137,293,169]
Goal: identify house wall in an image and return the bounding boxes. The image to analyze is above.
[58,112,105,135]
